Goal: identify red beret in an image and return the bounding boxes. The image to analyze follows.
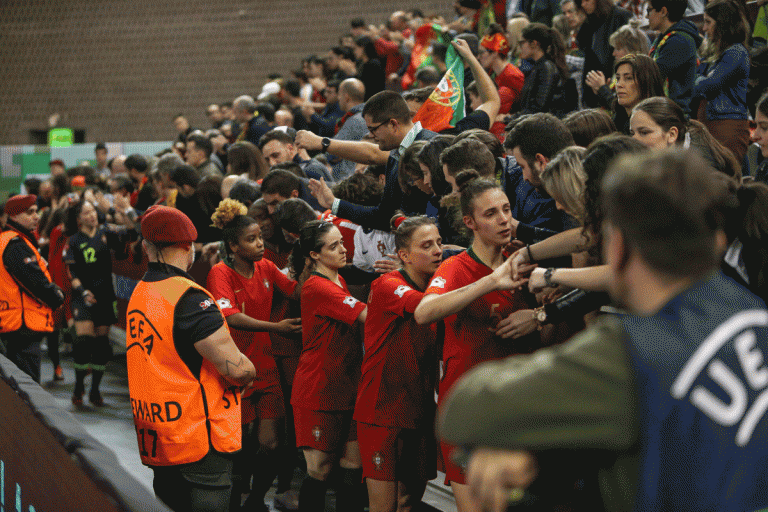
[141,206,198,245]
[4,194,37,216]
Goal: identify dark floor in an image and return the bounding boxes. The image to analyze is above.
[40,335,457,511]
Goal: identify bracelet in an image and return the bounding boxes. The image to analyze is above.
[331,198,341,215]
[544,267,556,288]
[526,244,535,263]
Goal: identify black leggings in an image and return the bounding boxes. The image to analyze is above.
[153,453,233,512]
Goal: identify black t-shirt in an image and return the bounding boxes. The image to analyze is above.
[65,226,128,300]
[142,263,224,379]
[441,109,491,135]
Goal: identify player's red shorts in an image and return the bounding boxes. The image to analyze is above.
[294,407,357,452]
[241,387,285,424]
[357,422,437,482]
[440,440,467,485]
[275,355,299,387]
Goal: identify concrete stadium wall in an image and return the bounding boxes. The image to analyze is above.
[0,0,453,145]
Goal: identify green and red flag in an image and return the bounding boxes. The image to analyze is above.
[412,44,465,133]
[401,23,442,90]
[476,0,496,38]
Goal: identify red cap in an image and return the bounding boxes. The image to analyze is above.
[4,194,37,216]
[140,205,197,245]
[71,175,86,188]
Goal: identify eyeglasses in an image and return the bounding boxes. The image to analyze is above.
[366,120,389,134]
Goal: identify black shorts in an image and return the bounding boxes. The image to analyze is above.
[71,293,117,326]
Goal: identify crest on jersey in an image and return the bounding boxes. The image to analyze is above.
[373,452,384,471]
[343,296,358,308]
[430,276,446,289]
[215,298,231,309]
[394,285,412,298]
[200,299,215,309]
[263,279,270,290]
[312,425,322,441]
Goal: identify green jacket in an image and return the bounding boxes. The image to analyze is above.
[437,315,639,512]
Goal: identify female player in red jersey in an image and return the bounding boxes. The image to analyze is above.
[207,199,302,510]
[355,215,443,512]
[290,220,367,512]
[414,173,537,512]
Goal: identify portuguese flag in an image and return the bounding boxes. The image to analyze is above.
[412,45,466,132]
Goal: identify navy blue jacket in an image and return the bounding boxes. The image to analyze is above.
[336,128,438,231]
[694,44,750,121]
[650,19,702,116]
[621,271,768,511]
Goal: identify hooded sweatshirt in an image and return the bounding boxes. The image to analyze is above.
[650,19,702,116]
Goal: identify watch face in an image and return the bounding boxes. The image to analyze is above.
[536,310,547,322]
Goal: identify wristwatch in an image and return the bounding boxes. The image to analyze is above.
[544,267,556,288]
[533,306,547,329]
[320,137,331,153]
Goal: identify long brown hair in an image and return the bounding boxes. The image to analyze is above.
[227,141,269,181]
[522,23,569,81]
[704,0,749,59]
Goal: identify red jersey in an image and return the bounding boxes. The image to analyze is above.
[263,245,290,270]
[320,210,358,263]
[207,260,297,392]
[262,245,299,357]
[425,249,538,402]
[494,63,524,106]
[291,272,366,411]
[270,268,302,357]
[355,270,437,429]
[47,224,69,289]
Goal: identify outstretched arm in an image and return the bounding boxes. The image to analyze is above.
[453,38,500,121]
[414,257,534,324]
[295,131,390,166]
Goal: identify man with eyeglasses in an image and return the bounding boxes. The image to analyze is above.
[296,90,437,232]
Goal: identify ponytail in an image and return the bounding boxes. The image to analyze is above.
[522,22,569,81]
[390,213,436,252]
[289,220,334,281]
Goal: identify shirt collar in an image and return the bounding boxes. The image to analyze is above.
[398,121,423,156]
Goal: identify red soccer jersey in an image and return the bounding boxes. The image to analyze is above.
[207,259,297,392]
[263,245,290,270]
[320,210,358,263]
[425,249,538,402]
[291,272,366,411]
[355,270,437,429]
[495,63,525,105]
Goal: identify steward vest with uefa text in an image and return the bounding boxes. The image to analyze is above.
[0,230,54,334]
[620,271,768,511]
[126,275,241,467]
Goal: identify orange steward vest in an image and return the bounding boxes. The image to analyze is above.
[0,230,54,333]
[126,275,241,466]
